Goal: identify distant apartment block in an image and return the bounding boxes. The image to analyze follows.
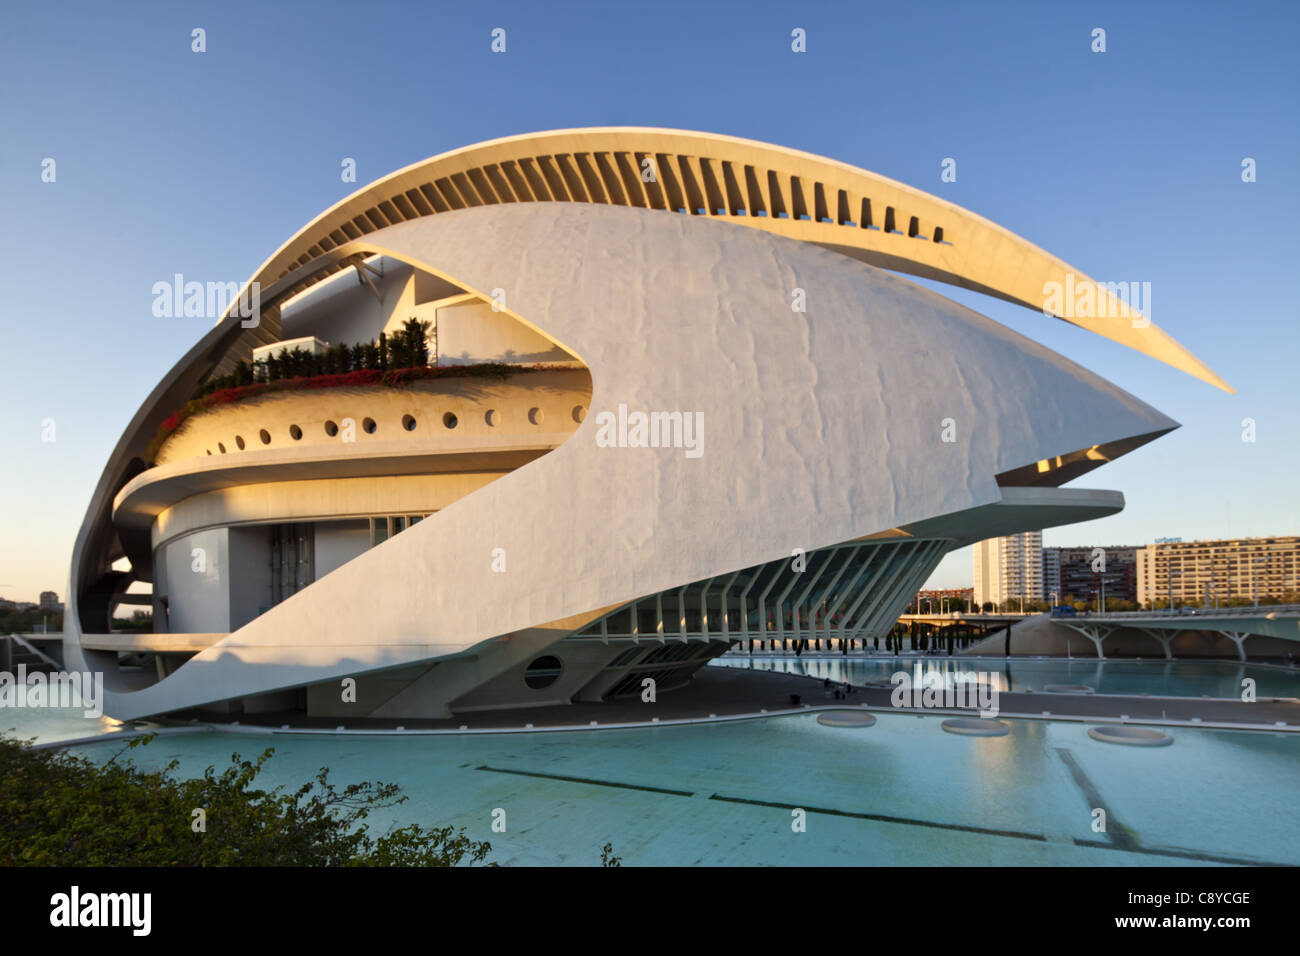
[1135,536,1300,607]
[39,590,62,611]
[1042,548,1060,603]
[973,532,1043,609]
[1042,546,1138,605]
[915,587,974,611]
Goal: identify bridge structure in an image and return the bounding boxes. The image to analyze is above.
[895,611,1030,645]
[897,612,1031,628]
[1048,606,1300,660]
[2,633,63,672]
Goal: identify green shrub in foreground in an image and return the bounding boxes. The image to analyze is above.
[0,734,494,866]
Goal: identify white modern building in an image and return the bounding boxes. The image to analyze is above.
[63,128,1229,723]
[973,532,1044,611]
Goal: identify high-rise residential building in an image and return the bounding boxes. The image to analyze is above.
[1042,546,1139,606]
[973,532,1044,610]
[39,590,61,610]
[1135,536,1300,607]
[1042,549,1060,603]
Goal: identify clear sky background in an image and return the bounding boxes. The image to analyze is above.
[1,0,1296,602]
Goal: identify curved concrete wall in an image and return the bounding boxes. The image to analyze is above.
[150,473,506,553]
[156,369,591,465]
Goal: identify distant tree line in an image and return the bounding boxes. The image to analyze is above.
[112,610,153,632]
[1143,593,1299,610]
[0,608,61,634]
[905,593,1300,616]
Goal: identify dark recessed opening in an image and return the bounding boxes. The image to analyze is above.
[524,655,563,690]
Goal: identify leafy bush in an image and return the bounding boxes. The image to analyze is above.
[0,734,494,866]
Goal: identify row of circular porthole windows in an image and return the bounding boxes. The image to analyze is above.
[205,405,588,455]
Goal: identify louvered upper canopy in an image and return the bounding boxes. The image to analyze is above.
[234,127,1230,393]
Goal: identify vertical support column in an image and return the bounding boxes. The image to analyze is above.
[837,542,905,641]
[1140,628,1174,660]
[771,560,805,648]
[698,577,718,640]
[1219,630,1249,662]
[790,550,835,647]
[1072,625,1109,659]
[755,564,784,652]
[719,571,740,646]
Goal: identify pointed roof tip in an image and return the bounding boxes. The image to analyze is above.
[1145,325,1235,395]
[1176,362,1235,394]
[1204,371,1237,395]
[1052,297,1234,396]
[1143,346,1235,395]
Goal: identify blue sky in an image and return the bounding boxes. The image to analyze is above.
[1,0,1297,600]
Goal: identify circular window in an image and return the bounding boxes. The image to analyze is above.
[402,414,417,431]
[362,417,377,434]
[259,429,271,445]
[289,424,303,440]
[524,655,563,690]
[235,435,245,450]
[443,412,458,429]
[324,420,339,437]
[217,442,226,454]
[572,404,586,424]
[484,409,498,427]
[528,407,544,426]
